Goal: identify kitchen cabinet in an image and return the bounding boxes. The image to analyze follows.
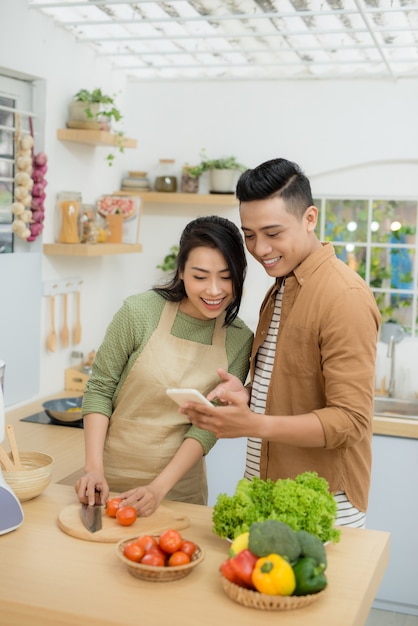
[367,434,418,615]
[56,128,137,148]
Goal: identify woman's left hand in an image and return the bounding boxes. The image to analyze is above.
[118,486,161,517]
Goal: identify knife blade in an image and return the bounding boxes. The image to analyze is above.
[80,503,103,533]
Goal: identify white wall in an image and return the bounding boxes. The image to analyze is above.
[2,0,418,501]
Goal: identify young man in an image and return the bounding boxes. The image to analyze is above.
[183,158,381,527]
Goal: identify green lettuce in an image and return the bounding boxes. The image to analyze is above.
[212,472,341,544]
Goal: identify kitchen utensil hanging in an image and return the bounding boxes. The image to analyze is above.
[46,295,57,352]
[73,285,82,346]
[60,293,69,348]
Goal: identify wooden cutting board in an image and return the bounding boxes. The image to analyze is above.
[58,503,190,543]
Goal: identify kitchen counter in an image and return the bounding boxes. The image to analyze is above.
[5,391,84,485]
[0,484,389,626]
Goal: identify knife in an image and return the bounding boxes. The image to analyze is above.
[80,503,103,533]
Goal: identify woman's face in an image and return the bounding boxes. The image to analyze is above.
[179,246,233,320]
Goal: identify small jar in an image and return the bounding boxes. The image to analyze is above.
[55,191,82,243]
[79,204,98,244]
[154,159,177,192]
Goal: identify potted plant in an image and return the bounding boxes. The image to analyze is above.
[183,151,247,193]
[69,88,122,130]
[157,244,179,272]
[68,88,125,166]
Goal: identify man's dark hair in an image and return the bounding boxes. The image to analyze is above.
[236,158,314,219]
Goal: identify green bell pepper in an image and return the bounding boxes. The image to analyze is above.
[292,556,328,596]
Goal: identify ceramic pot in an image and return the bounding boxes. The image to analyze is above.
[209,169,236,193]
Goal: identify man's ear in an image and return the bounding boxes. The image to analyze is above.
[305,205,318,231]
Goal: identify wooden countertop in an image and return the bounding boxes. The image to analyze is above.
[0,484,389,626]
[5,391,84,485]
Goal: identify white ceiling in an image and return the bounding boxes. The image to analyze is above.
[29,0,418,81]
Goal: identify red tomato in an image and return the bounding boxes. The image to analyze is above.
[141,551,165,567]
[168,551,191,567]
[158,529,183,554]
[181,540,196,558]
[105,497,122,518]
[116,506,137,526]
[146,545,168,560]
[136,535,158,552]
[123,542,145,563]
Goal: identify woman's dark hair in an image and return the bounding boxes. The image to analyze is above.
[153,215,247,326]
[236,158,314,219]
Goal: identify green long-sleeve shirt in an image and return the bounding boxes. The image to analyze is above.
[83,290,253,454]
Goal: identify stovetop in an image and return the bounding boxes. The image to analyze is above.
[21,411,84,429]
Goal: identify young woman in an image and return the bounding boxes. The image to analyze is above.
[75,215,253,516]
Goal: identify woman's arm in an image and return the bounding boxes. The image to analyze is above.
[118,438,204,516]
[74,412,110,506]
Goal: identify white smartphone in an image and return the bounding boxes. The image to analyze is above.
[166,388,213,408]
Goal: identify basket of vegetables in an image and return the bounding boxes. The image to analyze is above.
[220,519,328,610]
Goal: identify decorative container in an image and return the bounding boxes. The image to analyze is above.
[55,191,82,243]
[154,159,177,192]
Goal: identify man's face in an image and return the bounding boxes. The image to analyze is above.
[239,196,319,278]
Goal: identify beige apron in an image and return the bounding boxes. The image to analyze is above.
[103,301,228,504]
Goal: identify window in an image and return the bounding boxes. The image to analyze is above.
[316,197,417,335]
[0,75,34,253]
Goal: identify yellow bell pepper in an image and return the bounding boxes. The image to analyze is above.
[252,554,296,596]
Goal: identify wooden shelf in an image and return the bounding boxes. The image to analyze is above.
[116,191,238,206]
[57,128,137,149]
[43,243,142,257]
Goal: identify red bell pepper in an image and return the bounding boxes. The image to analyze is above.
[220,558,243,586]
[221,550,257,589]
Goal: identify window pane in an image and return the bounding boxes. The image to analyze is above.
[333,243,367,278]
[372,200,417,244]
[369,246,415,290]
[325,199,368,243]
[0,181,13,224]
[373,291,414,329]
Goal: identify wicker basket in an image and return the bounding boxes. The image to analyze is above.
[221,576,326,611]
[3,451,53,502]
[115,536,204,582]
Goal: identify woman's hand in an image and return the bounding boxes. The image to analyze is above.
[75,471,109,506]
[118,486,161,517]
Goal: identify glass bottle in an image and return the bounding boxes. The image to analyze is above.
[78,204,98,244]
[154,159,177,192]
[55,191,82,243]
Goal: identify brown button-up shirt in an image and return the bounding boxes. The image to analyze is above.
[251,243,381,511]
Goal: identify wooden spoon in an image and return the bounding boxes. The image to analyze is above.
[73,290,82,345]
[46,295,57,352]
[6,424,24,470]
[0,444,15,472]
[60,293,69,348]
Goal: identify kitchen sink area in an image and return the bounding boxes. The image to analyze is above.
[374,396,418,420]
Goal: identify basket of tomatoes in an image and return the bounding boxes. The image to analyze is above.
[115,529,204,582]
